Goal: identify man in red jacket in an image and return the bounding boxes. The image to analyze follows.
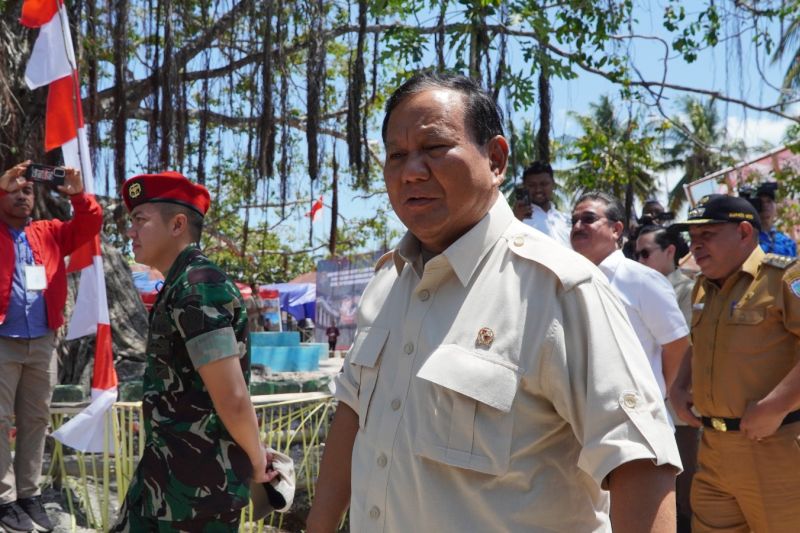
[0,161,102,532]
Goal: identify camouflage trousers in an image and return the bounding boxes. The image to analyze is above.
[110,490,241,532]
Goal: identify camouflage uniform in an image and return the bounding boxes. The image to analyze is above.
[112,246,251,532]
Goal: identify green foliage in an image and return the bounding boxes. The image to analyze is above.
[562,96,658,207]
[772,1,800,102]
[663,1,721,62]
[5,0,796,286]
[660,97,745,210]
[507,120,537,180]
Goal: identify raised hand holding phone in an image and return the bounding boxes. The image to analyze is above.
[56,167,84,196]
[0,160,32,193]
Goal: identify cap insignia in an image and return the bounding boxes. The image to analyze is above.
[128,182,142,199]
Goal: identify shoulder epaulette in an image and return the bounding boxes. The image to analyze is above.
[762,253,797,269]
[374,250,395,272]
[504,223,593,290]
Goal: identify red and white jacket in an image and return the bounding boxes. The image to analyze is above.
[0,192,103,329]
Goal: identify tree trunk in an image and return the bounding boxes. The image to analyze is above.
[536,50,551,163]
[59,202,148,387]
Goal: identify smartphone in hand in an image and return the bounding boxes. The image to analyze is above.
[514,185,530,205]
[24,164,66,186]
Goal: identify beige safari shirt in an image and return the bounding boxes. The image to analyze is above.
[668,268,694,325]
[691,246,800,418]
[334,198,681,532]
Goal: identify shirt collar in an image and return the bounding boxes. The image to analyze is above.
[699,245,763,290]
[531,203,558,216]
[667,269,685,283]
[597,249,625,282]
[164,244,202,285]
[740,245,764,277]
[531,203,548,215]
[393,195,515,285]
[2,219,31,237]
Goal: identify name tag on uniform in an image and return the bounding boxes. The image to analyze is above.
[24,265,47,291]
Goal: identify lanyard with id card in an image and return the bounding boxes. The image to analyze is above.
[11,229,47,291]
[24,264,47,291]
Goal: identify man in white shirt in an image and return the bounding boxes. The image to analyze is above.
[512,161,572,246]
[308,72,680,533]
[571,191,691,399]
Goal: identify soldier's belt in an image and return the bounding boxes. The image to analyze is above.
[701,410,800,432]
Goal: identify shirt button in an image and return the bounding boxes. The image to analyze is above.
[623,393,637,408]
[404,342,414,354]
[377,453,388,467]
[419,289,430,301]
[369,506,381,519]
[391,398,401,411]
[513,236,525,247]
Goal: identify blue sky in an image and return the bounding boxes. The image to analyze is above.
[75,3,797,262]
[314,4,797,250]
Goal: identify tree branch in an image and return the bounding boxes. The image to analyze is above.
[537,36,800,123]
[90,16,799,141]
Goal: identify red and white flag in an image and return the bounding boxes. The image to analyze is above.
[308,196,324,223]
[21,0,118,453]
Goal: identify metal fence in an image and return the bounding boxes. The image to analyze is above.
[46,392,335,531]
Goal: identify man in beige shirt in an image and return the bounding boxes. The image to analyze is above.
[307,72,681,533]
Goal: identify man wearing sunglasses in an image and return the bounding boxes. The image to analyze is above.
[573,199,692,532]
[669,194,800,532]
[570,192,691,408]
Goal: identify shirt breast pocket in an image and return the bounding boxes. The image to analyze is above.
[348,326,389,429]
[413,344,520,476]
[729,307,765,325]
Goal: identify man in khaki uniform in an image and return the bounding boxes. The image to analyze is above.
[307,72,681,533]
[670,194,800,532]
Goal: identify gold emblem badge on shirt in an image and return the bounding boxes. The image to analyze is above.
[476,327,494,347]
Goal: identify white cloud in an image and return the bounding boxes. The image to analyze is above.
[725,114,792,148]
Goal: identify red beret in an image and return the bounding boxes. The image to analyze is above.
[122,171,210,216]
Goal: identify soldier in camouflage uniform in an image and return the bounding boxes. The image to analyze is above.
[112,171,276,532]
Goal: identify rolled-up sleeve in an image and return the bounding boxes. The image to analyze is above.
[542,276,682,486]
[639,270,690,345]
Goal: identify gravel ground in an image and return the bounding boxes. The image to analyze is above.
[41,486,98,533]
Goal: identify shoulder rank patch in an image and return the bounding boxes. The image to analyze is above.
[790,278,800,298]
[762,253,796,269]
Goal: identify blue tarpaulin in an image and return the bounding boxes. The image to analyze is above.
[259,283,316,321]
[132,270,162,293]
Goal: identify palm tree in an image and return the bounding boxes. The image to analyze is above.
[772,11,800,105]
[507,119,538,185]
[563,95,658,223]
[661,97,743,210]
